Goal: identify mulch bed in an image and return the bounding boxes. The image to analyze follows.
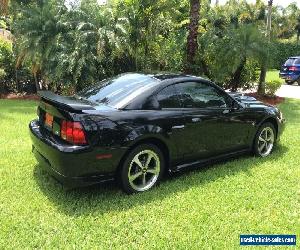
[245,92,284,106]
[0,93,40,101]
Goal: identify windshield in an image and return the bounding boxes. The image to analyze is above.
[77,73,160,109]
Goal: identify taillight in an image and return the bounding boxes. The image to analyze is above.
[289,66,298,71]
[60,120,87,145]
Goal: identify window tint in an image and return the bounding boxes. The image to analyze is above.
[284,58,300,65]
[295,59,300,64]
[156,85,181,108]
[285,58,296,65]
[77,73,160,109]
[175,82,228,108]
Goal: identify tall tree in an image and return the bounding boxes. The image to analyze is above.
[296,16,300,45]
[185,0,200,73]
[258,0,272,95]
[0,0,9,16]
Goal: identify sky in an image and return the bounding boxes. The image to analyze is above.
[218,0,300,8]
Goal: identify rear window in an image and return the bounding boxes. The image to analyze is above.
[78,73,160,109]
[285,58,300,65]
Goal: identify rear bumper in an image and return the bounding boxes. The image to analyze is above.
[279,72,300,81]
[29,120,124,188]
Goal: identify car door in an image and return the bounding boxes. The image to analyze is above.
[173,81,251,162]
[152,84,188,166]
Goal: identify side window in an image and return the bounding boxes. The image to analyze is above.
[156,85,181,108]
[174,82,229,108]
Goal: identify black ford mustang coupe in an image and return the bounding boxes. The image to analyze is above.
[29,73,285,193]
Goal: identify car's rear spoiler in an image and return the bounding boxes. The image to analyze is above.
[38,91,96,111]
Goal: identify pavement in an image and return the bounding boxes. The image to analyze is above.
[276,84,300,99]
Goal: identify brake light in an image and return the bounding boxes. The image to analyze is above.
[60,120,87,145]
[289,66,298,71]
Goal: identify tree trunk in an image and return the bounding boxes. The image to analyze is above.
[0,0,9,16]
[33,71,40,92]
[258,63,266,95]
[230,57,246,92]
[199,58,210,78]
[185,0,200,74]
[258,0,272,95]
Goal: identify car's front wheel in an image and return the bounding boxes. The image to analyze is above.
[253,122,276,157]
[119,144,165,194]
[285,80,293,85]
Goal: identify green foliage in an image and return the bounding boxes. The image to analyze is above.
[270,42,300,69]
[0,38,14,89]
[0,19,7,29]
[0,68,6,79]
[198,24,264,90]
[5,0,300,93]
[265,80,282,96]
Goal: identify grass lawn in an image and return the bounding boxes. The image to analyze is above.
[0,99,299,249]
[266,69,283,83]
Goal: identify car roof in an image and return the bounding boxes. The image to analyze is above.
[123,72,217,109]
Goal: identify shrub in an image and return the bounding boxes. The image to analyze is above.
[270,42,300,69]
[265,80,282,97]
[0,20,7,29]
[0,68,5,79]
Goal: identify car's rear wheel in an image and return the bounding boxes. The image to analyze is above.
[297,79,300,86]
[285,80,293,85]
[253,122,276,157]
[119,144,165,194]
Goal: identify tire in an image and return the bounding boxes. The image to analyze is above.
[297,79,300,86]
[253,122,276,157]
[285,80,293,85]
[118,144,165,194]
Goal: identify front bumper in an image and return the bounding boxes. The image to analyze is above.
[276,116,285,141]
[29,120,119,188]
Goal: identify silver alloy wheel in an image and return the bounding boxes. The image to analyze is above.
[258,127,275,157]
[128,149,160,192]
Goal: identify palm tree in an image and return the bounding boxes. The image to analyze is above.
[0,0,9,16]
[228,25,266,91]
[13,0,64,91]
[186,0,200,74]
[258,0,273,95]
[296,16,300,45]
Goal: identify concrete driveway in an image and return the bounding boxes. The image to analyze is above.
[276,84,300,99]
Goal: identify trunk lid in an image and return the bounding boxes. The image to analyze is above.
[37,91,96,145]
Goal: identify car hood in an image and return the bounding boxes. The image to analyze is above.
[228,92,275,109]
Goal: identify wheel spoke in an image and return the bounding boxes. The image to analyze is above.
[258,142,266,152]
[129,171,142,181]
[259,136,265,142]
[142,173,146,186]
[146,168,158,175]
[133,156,143,169]
[144,154,153,168]
[263,130,268,140]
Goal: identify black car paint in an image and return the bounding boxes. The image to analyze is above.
[29,74,285,188]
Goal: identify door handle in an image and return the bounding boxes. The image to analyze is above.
[192,117,201,123]
[172,125,185,129]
